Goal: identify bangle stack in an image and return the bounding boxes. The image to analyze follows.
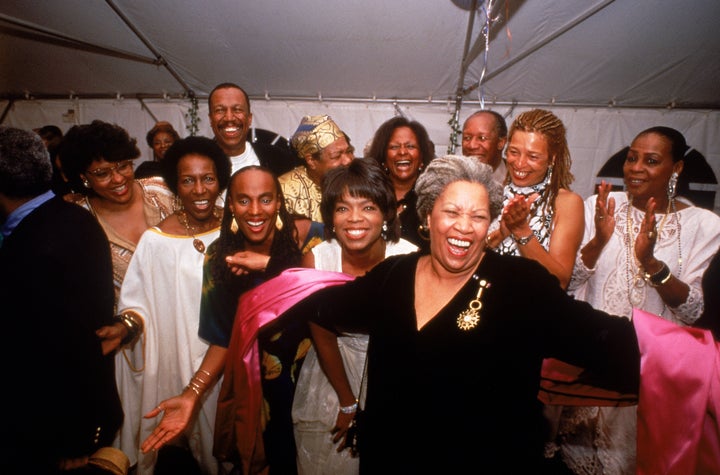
[114,311,144,346]
[643,261,672,287]
[186,369,212,398]
[339,400,358,414]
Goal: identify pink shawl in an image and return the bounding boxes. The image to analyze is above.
[540,309,720,474]
[213,268,354,475]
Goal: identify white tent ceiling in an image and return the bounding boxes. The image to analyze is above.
[2,1,719,213]
[2,0,719,109]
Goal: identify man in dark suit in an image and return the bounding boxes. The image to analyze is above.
[0,126,124,473]
[207,82,300,176]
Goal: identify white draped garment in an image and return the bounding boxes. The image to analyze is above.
[113,227,222,475]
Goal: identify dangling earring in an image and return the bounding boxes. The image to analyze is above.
[417,223,430,241]
[275,215,284,231]
[332,226,336,236]
[667,171,679,200]
[545,163,553,183]
[230,216,239,234]
[82,179,91,189]
[381,221,388,240]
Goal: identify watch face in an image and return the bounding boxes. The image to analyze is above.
[512,232,533,246]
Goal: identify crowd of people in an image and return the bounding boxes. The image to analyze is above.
[2,83,719,474]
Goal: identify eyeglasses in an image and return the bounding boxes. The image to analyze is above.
[388,143,418,152]
[85,160,134,182]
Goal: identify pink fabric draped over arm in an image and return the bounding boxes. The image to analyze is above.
[633,308,720,475]
[539,309,720,474]
[213,268,354,475]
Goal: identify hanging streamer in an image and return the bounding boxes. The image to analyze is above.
[476,0,494,109]
[447,0,498,154]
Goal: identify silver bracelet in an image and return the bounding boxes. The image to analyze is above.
[511,231,534,246]
[339,401,358,414]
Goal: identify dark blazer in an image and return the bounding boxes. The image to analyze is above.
[253,141,303,177]
[0,196,123,472]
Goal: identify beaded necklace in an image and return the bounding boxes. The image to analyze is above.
[624,196,682,307]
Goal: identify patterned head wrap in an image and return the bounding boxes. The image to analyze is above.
[290,115,344,158]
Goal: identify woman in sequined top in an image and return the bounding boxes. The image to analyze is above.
[58,120,175,310]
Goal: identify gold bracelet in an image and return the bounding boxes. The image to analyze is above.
[114,311,144,346]
[643,262,672,287]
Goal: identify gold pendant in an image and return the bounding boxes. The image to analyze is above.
[193,238,206,254]
[457,278,490,331]
[457,308,481,330]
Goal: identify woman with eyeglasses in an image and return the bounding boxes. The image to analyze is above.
[366,116,435,253]
[59,120,175,317]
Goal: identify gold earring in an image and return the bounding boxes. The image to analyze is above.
[230,216,239,234]
[275,214,284,231]
[417,224,430,241]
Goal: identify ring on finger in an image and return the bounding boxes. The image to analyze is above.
[647,230,656,240]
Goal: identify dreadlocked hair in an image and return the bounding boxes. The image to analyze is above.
[209,167,302,295]
[508,109,574,213]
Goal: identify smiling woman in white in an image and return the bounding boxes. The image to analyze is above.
[113,137,231,475]
[292,158,418,475]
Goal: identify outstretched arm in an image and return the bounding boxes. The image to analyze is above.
[140,344,227,453]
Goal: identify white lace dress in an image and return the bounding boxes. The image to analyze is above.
[554,192,720,474]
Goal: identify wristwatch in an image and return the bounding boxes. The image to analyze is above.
[511,231,534,246]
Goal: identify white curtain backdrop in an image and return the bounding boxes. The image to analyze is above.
[3,99,718,213]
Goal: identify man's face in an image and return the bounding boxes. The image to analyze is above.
[461,113,506,170]
[208,87,252,156]
[305,136,354,184]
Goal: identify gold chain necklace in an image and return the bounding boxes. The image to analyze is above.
[176,209,219,254]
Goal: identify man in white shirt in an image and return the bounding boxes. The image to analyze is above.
[208,82,298,176]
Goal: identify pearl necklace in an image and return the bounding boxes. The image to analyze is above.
[624,197,682,307]
[176,209,220,254]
